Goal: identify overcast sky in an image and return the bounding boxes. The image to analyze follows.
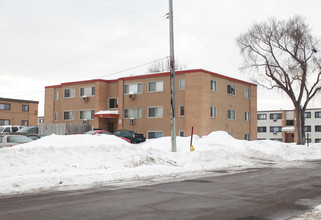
[1,0,321,116]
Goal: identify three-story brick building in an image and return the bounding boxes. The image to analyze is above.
[45,69,257,140]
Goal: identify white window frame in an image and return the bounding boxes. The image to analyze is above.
[148,81,163,93]
[21,120,29,126]
[80,86,95,97]
[108,98,118,109]
[210,106,217,118]
[244,88,250,99]
[22,105,29,112]
[54,90,59,101]
[63,110,75,121]
[148,131,163,139]
[79,109,95,120]
[148,106,163,118]
[54,112,58,122]
[124,108,142,119]
[179,78,185,90]
[124,83,142,94]
[227,109,236,120]
[179,105,185,117]
[63,88,75,98]
[245,134,250,141]
[211,80,217,91]
[227,84,236,95]
[245,112,250,121]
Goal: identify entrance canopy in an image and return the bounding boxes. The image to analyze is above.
[282,126,295,133]
[94,110,119,118]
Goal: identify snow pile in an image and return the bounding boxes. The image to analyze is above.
[1,131,321,196]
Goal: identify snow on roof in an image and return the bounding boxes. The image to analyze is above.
[282,126,295,132]
[95,110,118,115]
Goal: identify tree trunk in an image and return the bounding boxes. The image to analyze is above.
[295,107,306,145]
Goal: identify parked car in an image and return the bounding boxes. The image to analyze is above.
[0,125,24,133]
[0,135,33,148]
[24,134,42,140]
[17,126,38,134]
[114,130,146,144]
[85,130,131,143]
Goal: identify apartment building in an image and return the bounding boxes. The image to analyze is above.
[0,97,39,126]
[257,108,321,143]
[44,69,257,140]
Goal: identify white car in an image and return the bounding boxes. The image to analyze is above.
[0,135,33,148]
[0,125,24,133]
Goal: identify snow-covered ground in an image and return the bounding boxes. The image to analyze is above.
[1,131,321,217]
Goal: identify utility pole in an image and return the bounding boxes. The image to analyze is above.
[169,0,176,152]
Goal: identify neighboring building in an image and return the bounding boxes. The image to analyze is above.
[44,69,257,140]
[38,116,44,125]
[0,97,39,126]
[257,108,321,143]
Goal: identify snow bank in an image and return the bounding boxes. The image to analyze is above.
[1,131,321,196]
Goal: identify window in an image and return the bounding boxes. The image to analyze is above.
[245,112,250,121]
[315,112,321,118]
[315,139,321,143]
[227,109,236,120]
[0,103,10,110]
[210,80,216,91]
[108,98,118,109]
[179,131,185,137]
[315,126,321,132]
[210,107,216,118]
[54,112,58,122]
[63,111,75,121]
[179,78,185,90]
[80,110,94,120]
[124,83,142,94]
[270,126,282,133]
[305,126,311,132]
[0,119,10,125]
[304,112,311,118]
[179,106,185,117]
[21,120,29,126]
[257,114,267,120]
[227,85,235,95]
[148,107,163,118]
[124,108,142,119]
[245,134,250,141]
[80,87,95,96]
[244,88,250,98]
[22,105,29,112]
[270,113,282,120]
[54,90,59,100]
[286,120,294,126]
[257,127,267,132]
[148,131,163,139]
[148,81,163,92]
[64,88,75,98]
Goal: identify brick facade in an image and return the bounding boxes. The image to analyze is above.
[44,69,257,140]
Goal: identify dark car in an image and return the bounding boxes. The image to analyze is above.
[114,130,146,144]
[85,130,131,143]
[17,126,38,134]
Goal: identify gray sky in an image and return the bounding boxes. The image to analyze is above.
[1,0,321,116]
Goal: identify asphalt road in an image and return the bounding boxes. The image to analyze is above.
[1,162,321,220]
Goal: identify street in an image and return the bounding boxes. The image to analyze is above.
[1,161,321,220]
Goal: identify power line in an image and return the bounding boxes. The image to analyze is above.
[175,18,239,68]
[97,56,169,78]
[0,0,157,64]
[2,14,167,84]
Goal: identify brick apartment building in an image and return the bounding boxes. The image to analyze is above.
[257,108,321,143]
[0,97,39,126]
[44,69,257,140]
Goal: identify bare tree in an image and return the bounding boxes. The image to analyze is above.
[237,15,321,145]
[147,57,186,73]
